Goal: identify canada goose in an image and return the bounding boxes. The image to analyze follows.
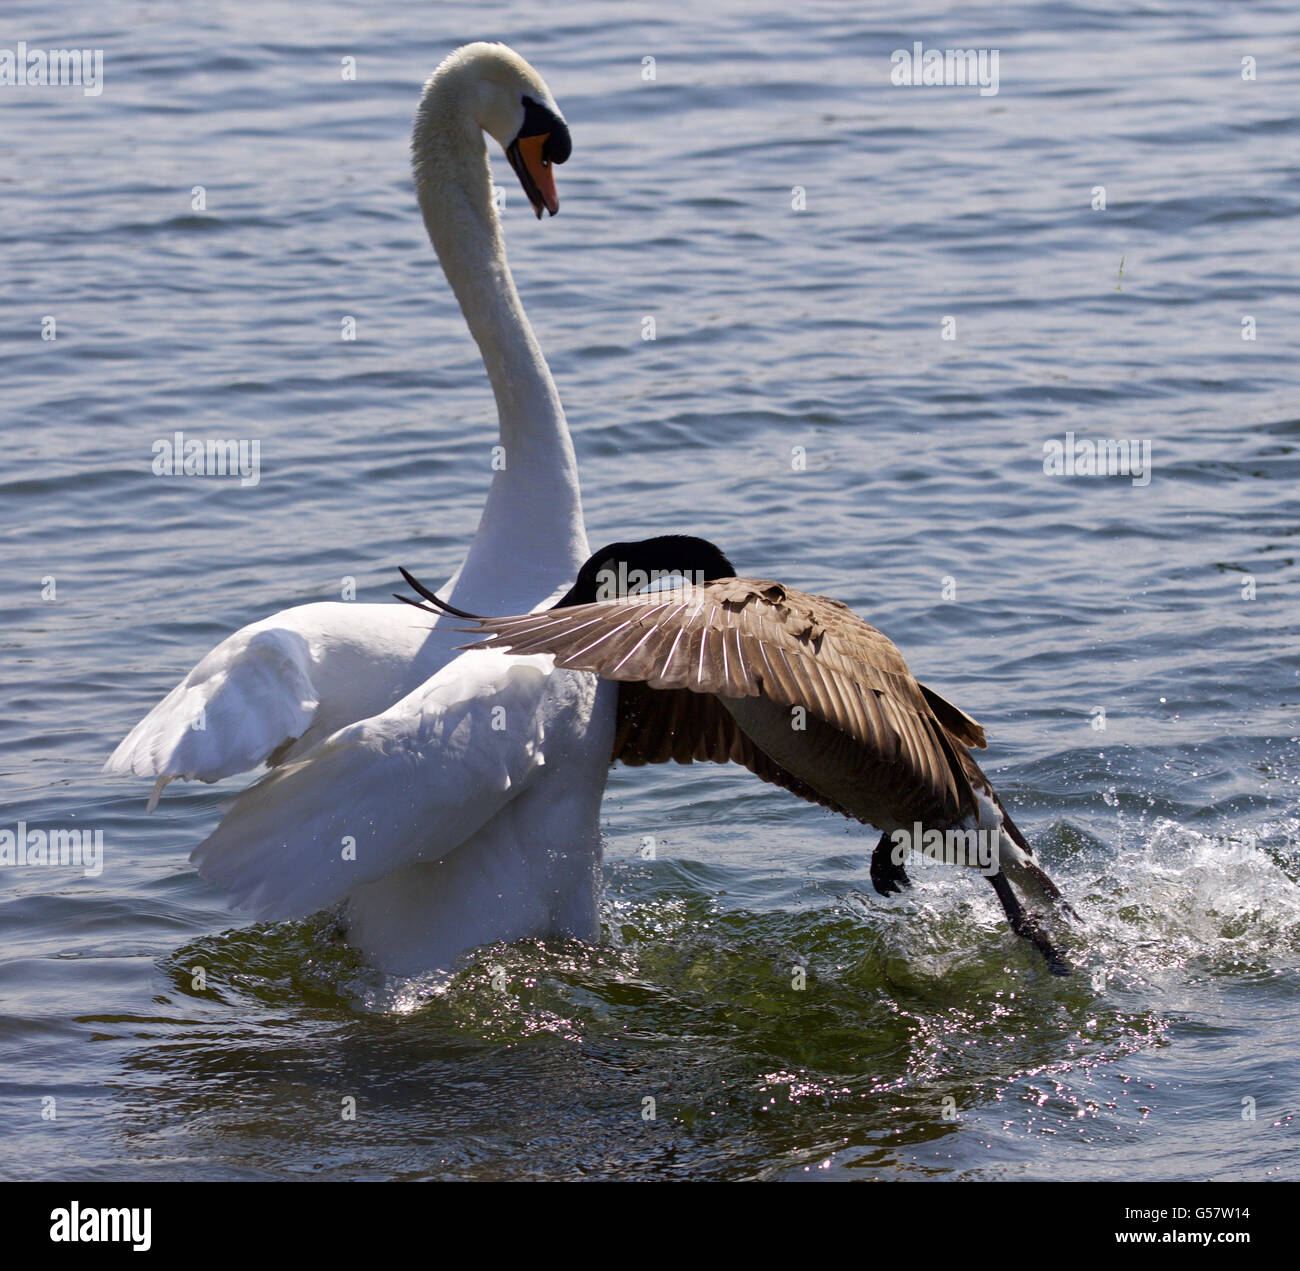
[104,44,591,811]
[399,535,1077,974]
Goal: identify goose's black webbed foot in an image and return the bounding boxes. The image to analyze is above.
[870,831,911,896]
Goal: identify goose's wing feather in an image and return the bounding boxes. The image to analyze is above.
[190,649,554,920]
[613,680,851,816]
[917,683,986,750]
[457,578,984,820]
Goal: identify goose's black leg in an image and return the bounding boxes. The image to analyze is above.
[1018,856,1081,921]
[987,871,1070,976]
[870,831,910,896]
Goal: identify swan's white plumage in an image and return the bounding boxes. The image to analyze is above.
[104,603,468,790]
[192,657,615,974]
[124,625,319,782]
[106,44,619,974]
[105,41,588,793]
[193,650,552,918]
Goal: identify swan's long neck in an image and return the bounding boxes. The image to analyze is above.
[413,82,589,608]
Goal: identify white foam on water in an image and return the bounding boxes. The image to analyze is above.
[1075,816,1300,977]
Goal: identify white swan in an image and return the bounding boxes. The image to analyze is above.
[105,43,588,809]
[107,45,624,974]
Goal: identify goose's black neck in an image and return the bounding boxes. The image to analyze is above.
[555,535,735,608]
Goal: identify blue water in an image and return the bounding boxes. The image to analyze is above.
[2,0,1298,1180]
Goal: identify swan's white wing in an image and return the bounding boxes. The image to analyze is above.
[104,626,320,795]
[189,649,554,921]
[103,601,455,809]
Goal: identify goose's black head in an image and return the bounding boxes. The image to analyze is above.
[555,536,736,608]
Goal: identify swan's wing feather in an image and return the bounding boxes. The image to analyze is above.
[190,650,553,920]
[104,600,460,807]
[104,625,320,787]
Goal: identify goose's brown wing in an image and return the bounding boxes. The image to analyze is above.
[455,578,986,824]
[917,683,986,750]
[613,680,853,816]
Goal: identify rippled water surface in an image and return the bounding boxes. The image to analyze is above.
[2,0,1298,1180]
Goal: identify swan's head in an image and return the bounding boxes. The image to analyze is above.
[556,537,738,608]
[419,42,571,218]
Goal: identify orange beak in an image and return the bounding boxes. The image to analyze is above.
[509,133,560,218]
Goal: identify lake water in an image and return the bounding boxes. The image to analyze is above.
[2,0,1298,1180]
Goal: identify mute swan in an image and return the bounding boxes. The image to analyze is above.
[104,44,587,811]
[127,45,621,975]
[400,535,1077,974]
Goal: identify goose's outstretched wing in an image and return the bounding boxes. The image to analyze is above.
[613,680,854,816]
[449,578,987,824]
